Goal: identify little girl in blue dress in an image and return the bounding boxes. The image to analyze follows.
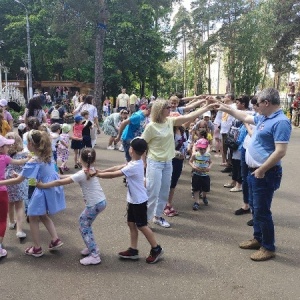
[0,130,66,257]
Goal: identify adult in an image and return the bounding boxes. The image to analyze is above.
[116,88,129,112]
[0,99,13,130]
[103,109,129,150]
[72,91,80,109]
[115,107,151,162]
[164,112,188,217]
[142,99,212,228]
[129,91,138,114]
[47,97,67,124]
[73,95,101,148]
[219,93,236,172]
[45,92,52,107]
[24,96,47,125]
[223,95,250,193]
[216,88,291,261]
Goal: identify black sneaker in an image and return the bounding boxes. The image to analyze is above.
[202,197,208,206]
[118,247,139,260]
[247,219,254,226]
[221,167,232,173]
[146,245,164,264]
[192,202,200,211]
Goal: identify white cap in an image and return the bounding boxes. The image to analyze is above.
[0,99,8,107]
[18,123,26,131]
[203,111,211,118]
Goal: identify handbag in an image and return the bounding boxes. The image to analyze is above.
[225,133,239,150]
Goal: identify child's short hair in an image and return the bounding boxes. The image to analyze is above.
[50,123,61,133]
[5,132,23,155]
[27,117,40,130]
[130,137,148,156]
[81,110,89,117]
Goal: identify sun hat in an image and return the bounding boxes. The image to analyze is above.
[0,99,8,107]
[195,138,209,149]
[61,123,71,133]
[0,135,15,147]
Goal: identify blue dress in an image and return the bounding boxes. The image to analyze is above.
[21,159,66,216]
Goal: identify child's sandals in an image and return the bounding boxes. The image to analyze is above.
[25,246,44,257]
[49,238,63,251]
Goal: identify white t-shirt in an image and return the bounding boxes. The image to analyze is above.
[121,159,148,204]
[71,169,106,207]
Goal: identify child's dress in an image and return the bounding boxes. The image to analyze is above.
[20,158,66,216]
[5,152,28,203]
[57,133,70,163]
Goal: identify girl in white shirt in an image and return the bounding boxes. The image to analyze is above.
[37,148,106,266]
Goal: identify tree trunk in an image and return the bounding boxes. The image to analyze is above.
[94,0,108,121]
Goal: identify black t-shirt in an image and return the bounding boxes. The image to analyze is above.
[82,120,93,136]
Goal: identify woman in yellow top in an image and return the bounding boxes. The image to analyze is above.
[0,108,11,136]
[142,99,212,228]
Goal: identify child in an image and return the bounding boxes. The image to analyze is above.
[5,132,28,239]
[57,123,71,173]
[0,130,66,257]
[71,115,84,168]
[189,138,212,210]
[0,107,11,136]
[81,110,93,148]
[97,137,164,264]
[50,123,68,173]
[37,148,105,266]
[0,135,29,257]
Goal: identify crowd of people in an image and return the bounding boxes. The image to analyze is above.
[0,87,292,266]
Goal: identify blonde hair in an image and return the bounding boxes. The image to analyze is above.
[150,99,169,123]
[27,130,52,163]
[169,95,179,103]
[5,132,23,155]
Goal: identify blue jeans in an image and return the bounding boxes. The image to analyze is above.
[122,140,131,162]
[146,158,173,220]
[247,166,282,252]
[240,147,249,205]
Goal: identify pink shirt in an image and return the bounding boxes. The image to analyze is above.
[0,154,12,191]
[4,111,13,122]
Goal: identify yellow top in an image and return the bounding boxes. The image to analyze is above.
[142,117,175,162]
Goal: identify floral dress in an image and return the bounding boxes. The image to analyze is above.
[57,133,70,163]
[5,152,28,202]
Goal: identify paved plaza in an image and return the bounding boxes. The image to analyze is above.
[1,129,300,300]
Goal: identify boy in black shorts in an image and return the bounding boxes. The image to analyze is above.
[96,138,163,264]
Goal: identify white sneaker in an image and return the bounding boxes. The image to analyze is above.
[80,247,100,256]
[9,222,16,230]
[119,144,124,152]
[107,145,115,150]
[80,254,101,265]
[153,217,171,228]
[16,231,27,238]
[0,248,7,257]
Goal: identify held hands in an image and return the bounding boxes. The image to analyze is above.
[36,181,46,188]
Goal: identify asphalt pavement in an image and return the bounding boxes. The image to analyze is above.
[1,129,300,300]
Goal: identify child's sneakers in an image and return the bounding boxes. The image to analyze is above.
[146,245,164,264]
[9,222,16,229]
[192,202,200,211]
[118,247,139,260]
[80,254,101,265]
[16,231,27,239]
[202,197,208,206]
[80,247,100,256]
[48,238,63,250]
[0,248,7,258]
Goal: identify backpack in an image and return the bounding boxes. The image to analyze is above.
[51,107,60,119]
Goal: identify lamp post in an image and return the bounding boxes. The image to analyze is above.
[14,0,33,100]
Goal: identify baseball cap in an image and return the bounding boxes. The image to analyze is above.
[130,137,148,154]
[0,99,8,107]
[195,138,209,149]
[74,115,83,122]
[18,123,27,131]
[140,104,148,110]
[203,111,211,118]
[61,123,71,133]
[0,135,15,147]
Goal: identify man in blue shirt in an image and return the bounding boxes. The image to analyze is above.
[115,106,151,162]
[216,88,291,261]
